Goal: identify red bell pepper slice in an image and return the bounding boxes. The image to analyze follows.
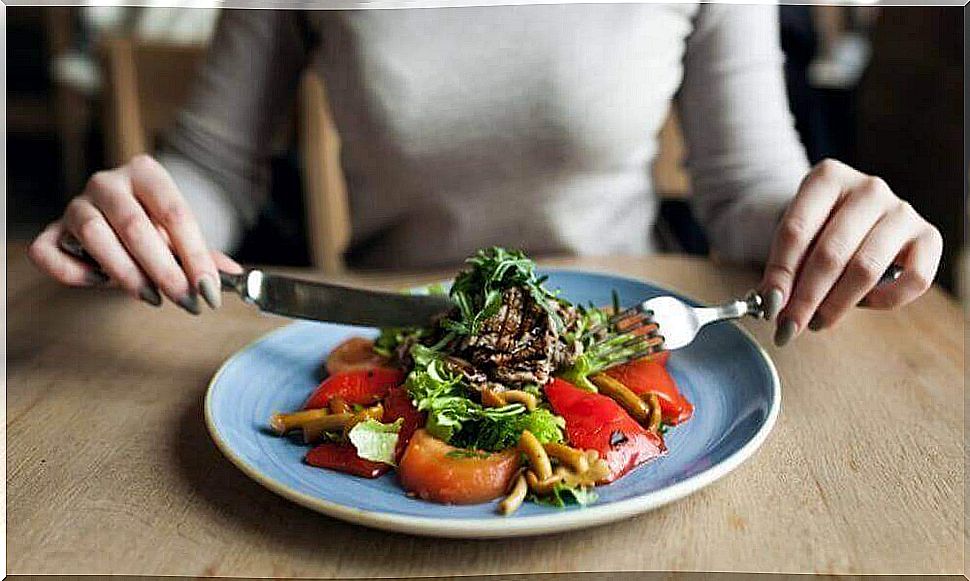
[606,355,693,425]
[381,385,426,462]
[304,442,391,478]
[544,378,665,483]
[303,368,405,410]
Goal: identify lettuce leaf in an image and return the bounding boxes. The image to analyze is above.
[405,345,565,451]
[348,418,404,466]
[453,406,564,451]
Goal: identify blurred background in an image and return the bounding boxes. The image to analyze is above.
[7,6,966,293]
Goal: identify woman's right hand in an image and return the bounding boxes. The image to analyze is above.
[28,154,242,314]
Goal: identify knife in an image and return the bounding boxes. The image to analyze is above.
[219,269,454,327]
[59,235,454,328]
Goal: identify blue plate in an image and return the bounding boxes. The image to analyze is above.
[205,270,780,538]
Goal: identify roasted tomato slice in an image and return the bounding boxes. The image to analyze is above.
[398,430,520,505]
[303,368,405,410]
[544,378,665,483]
[326,337,392,375]
[606,354,692,425]
[305,442,391,478]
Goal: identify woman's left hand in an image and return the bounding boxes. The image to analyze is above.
[759,159,943,346]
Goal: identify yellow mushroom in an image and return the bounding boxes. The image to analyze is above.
[518,430,553,480]
[302,413,353,444]
[542,442,590,474]
[498,473,529,516]
[269,408,331,435]
[502,390,538,411]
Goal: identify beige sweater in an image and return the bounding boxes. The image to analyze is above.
[161,4,809,269]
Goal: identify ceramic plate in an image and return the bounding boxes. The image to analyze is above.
[205,270,780,538]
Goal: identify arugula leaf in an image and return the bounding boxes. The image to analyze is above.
[348,418,404,466]
[530,482,599,508]
[443,247,564,336]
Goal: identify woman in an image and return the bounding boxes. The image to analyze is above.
[28,5,942,347]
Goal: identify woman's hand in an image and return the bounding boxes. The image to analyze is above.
[28,154,242,314]
[760,159,942,346]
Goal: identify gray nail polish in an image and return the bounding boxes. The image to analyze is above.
[177,293,201,315]
[61,235,85,258]
[774,319,798,347]
[764,288,784,321]
[198,275,222,310]
[139,285,163,307]
[85,270,111,286]
[808,314,824,332]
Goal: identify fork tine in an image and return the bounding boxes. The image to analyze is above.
[600,341,666,370]
[608,305,645,326]
[595,331,665,359]
[589,305,649,336]
[615,319,659,336]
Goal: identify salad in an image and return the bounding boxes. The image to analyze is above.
[268,247,693,515]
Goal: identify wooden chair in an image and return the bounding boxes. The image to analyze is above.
[101,36,350,274]
[651,109,690,200]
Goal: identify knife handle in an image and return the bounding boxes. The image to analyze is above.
[219,270,248,293]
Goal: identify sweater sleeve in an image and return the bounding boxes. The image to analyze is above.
[676,5,811,265]
[157,9,314,251]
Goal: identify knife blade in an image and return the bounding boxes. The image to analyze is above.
[221,269,454,328]
[58,234,454,327]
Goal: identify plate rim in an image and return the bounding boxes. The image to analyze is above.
[204,268,781,538]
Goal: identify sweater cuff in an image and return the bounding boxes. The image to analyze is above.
[712,195,791,266]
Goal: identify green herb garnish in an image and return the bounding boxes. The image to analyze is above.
[558,300,640,392]
[442,247,564,337]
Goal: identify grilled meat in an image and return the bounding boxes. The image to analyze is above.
[456,287,580,389]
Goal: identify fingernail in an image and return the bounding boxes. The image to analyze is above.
[808,314,824,332]
[139,285,163,307]
[84,270,111,286]
[177,293,201,315]
[61,234,85,258]
[198,275,222,310]
[764,288,784,321]
[774,319,798,347]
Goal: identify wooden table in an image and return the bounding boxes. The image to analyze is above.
[7,245,965,577]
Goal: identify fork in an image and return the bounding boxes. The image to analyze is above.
[596,264,904,360]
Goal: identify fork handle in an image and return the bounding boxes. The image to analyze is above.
[694,291,766,327]
[702,263,905,325]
